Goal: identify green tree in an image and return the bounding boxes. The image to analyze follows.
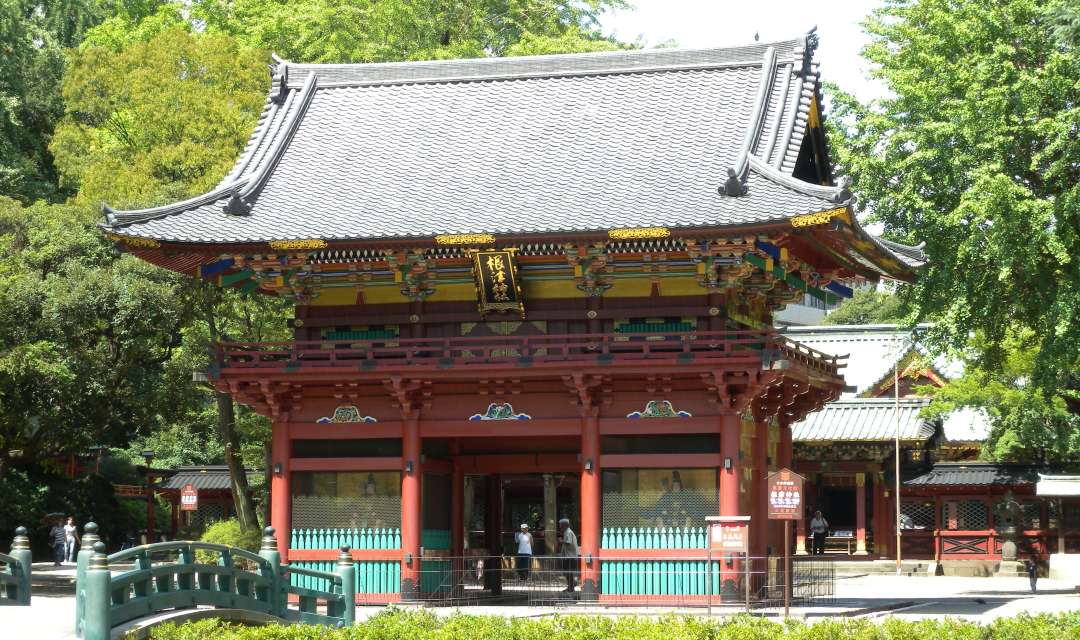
[829,0,1080,458]
[822,287,906,326]
[924,330,1080,462]
[190,0,627,63]
[0,197,192,476]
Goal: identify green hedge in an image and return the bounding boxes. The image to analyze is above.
[149,610,1080,640]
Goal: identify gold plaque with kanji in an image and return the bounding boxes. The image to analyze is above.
[469,249,524,316]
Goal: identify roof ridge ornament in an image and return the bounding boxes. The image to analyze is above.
[717,167,748,197]
[270,60,289,105]
[224,193,252,216]
[832,176,853,203]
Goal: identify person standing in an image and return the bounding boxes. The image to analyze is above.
[556,518,579,593]
[48,519,66,567]
[1026,555,1039,594]
[63,516,80,564]
[809,510,829,556]
[514,523,534,581]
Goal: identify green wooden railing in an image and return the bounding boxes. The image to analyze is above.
[0,526,31,606]
[600,527,714,597]
[76,525,355,640]
[290,528,450,550]
[601,527,708,549]
[289,529,450,596]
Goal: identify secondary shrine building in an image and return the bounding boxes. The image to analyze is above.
[101,34,923,600]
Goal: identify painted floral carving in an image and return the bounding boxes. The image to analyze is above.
[627,400,692,419]
[469,402,531,421]
[316,406,377,423]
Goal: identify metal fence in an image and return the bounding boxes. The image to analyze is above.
[408,554,835,611]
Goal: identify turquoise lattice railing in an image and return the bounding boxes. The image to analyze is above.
[291,528,450,551]
[291,528,402,550]
[599,528,713,597]
[601,527,708,549]
[602,560,727,596]
[0,526,31,606]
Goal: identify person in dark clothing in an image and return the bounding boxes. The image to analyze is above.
[1026,556,1039,594]
[48,520,66,566]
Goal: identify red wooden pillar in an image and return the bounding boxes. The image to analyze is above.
[752,419,768,556]
[873,477,887,558]
[270,418,290,558]
[719,412,742,593]
[580,408,601,600]
[401,414,422,599]
[719,413,741,517]
[855,473,868,555]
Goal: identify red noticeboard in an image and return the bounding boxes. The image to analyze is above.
[180,484,198,512]
[707,515,750,554]
[767,468,805,520]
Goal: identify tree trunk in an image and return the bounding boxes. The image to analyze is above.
[203,287,259,532]
[216,390,259,532]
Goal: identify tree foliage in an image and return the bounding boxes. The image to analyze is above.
[822,287,906,326]
[829,0,1080,461]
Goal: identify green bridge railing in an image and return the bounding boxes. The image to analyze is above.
[0,526,31,605]
[76,525,355,640]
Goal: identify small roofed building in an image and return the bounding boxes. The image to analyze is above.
[99,34,923,602]
[157,466,256,536]
[777,323,993,561]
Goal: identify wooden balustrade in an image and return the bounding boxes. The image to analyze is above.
[216,330,841,378]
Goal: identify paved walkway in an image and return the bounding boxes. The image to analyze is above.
[2,570,1077,639]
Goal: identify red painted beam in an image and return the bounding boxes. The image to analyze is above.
[289,422,402,439]
[421,420,580,438]
[599,418,720,435]
[597,549,710,560]
[290,457,401,471]
[600,454,722,468]
[452,453,579,473]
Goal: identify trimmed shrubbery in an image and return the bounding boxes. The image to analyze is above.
[148,610,1080,640]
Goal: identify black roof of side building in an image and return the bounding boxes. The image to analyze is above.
[98,32,924,279]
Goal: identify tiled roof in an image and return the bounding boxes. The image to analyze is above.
[159,466,253,491]
[904,463,1044,487]
[792,397,936,442]
[781,325,925,397]
[98,33,922,274]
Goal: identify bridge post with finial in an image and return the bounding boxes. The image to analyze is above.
[337,546,355,626]
[258,526,282,617]
[75,522,100,635]
[9,526,31,605]
[82,541,111,640]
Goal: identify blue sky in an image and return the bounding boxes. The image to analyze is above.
[599,0,887,102]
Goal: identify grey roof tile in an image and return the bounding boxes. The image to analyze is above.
[792,397,935,442]
[904,463,1044,487]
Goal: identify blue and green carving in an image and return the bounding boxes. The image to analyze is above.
[627,400,691,419]
[469,402,531,421]
[316,406,377,423]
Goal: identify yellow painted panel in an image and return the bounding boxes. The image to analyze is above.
[358,285,404,305]
[310,286,359,306]
[606,278,652,298]
[662,276,707,296]
[425,283,476,302]
[523,279,581,298]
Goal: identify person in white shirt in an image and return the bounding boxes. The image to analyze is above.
[557,518,579,592]
[63,517,80,564]
[514,523,533,580]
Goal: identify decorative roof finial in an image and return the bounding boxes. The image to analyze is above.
[832,176,853,203]
[270,60,289,105]
[223,193,252,216]
[717,167,748,197]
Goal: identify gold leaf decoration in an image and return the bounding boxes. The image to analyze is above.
[107,234,160,248]
[790,208,847,228]
[435,233,496,245]
[608,227,671,240]
[268,239,328,250]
